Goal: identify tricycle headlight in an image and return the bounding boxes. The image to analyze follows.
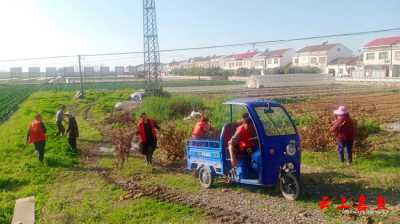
[285,144,296,156]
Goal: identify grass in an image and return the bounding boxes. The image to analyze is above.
[98,153,202,194]
[2,87,400,223]
[37,171,206,224]
[137,94,205,121]
[301,150,400,190]
[0,90,209,223]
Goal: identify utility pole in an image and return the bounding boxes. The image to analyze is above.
[143,0,162,96]
[78,54,84,94]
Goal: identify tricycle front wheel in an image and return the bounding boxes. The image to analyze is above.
[280,173,300,201]
[199,168,214,189]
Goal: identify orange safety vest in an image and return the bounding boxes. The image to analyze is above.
[237,125,255,151]
[192,121,208,139]
[138,118,157,142]
[28,120,47,144]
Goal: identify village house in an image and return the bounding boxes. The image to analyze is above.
[326,55,363,77]
[193,55,225,68]
[253,48,295,71]
[166,61,180,74]
[293,42,353,73]
[363,36,400,77]
[124,65,137,74]
[220,52,261,70]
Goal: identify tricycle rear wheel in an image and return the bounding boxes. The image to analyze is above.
[199,168,214,189]
[280,173,300,201]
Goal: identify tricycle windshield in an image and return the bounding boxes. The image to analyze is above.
[254,106,296,136]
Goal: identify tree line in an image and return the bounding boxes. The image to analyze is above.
[169,66,321,77]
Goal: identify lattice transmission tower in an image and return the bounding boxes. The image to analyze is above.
[143,0,162,96]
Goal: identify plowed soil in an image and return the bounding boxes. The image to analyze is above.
[285,92,400,124]
[185,85,400,100]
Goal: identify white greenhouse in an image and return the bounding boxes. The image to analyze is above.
[245,74,335,88]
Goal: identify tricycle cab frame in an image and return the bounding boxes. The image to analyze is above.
[187,99,302,199]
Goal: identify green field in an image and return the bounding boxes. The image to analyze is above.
[0,80,244,124]
[1,84,399,223]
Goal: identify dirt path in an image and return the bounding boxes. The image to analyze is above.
[77,104,399,223]
[74,105,327,223]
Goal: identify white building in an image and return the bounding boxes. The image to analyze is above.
[293,42,353,73]
[124,65,137,74]
[178,60,188,69]
[195,55,225,68]
[327,56,362,77]
[363,36,400,77]
[253,48,295,70]
[220,52,261,70]
[167,61,180,73]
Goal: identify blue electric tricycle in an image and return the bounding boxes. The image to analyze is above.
[187,99,302,200]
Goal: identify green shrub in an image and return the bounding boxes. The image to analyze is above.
[359,119,381,135]
[138,95,205,120]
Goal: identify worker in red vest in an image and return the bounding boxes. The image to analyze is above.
[228,117,258,167]
[191,117,209,140]
[25,114,47,162]
[136,113,162,165]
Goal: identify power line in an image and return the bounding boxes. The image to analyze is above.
[1,27,400,62]
[0,55,77,63]
[83,27,400,56]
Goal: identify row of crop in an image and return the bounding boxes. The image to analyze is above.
[0,85,47,123]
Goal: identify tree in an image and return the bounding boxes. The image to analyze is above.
[236,68,249,76]
[347,66,355,75]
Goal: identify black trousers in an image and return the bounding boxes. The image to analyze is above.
[33,140,46,162]
[68,138,77,149]
[235,145,258,159]
[55,121,65,136]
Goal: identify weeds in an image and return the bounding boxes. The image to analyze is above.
[104,110,136,127]
[112,129,134,171]
[138,95,204,120]
[158,122,189,161]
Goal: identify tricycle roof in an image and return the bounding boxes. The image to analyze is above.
[224,99,283,107]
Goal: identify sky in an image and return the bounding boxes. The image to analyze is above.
[0,0,400,71]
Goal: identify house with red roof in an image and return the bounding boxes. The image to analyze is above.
[195,55,226,68]
[293,42,353,73]
[253,48,295,70]
[327,55,363,77]
[363,36,400,77]
[220,51,262,70]
[166,60,181,73]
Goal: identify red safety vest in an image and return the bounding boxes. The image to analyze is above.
[192,121,208,139]
[138,118,157,142]
[28,120,47,144]
[237,125,255,151]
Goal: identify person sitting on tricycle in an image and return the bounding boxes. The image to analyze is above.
[228,117,258,167]
[241,113,249,122]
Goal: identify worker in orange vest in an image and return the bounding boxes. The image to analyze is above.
[136,113,162,165]
[25,114,47,162]
[191,117,210,140]
[228,117,258,167]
